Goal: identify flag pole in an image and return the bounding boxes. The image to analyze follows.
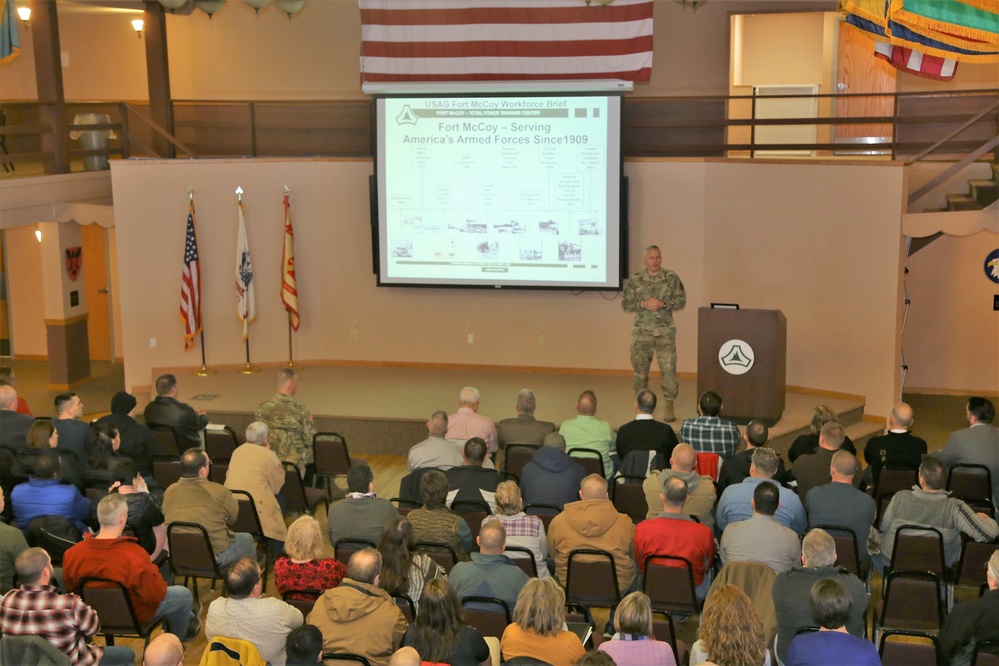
[287,312,295,369]
[236,186,259,375]
[195,330,215,376]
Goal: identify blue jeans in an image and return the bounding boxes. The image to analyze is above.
[216,532,256,568]
[153,585,195,637]
[695,568,714,602]
[100,646,135,665]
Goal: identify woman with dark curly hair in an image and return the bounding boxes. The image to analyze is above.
[377,515,444,613]
[402,579,488,665]
[689,584,770,666]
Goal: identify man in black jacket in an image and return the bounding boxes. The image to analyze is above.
[615,389,678,476]
[446,437,503,513]
[143,374,209,450]
[96,392,160,475]
[939,550,999,666]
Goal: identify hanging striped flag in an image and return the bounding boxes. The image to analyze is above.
[179,202,202,352]
[874,41,958,80]
[358,0,654,83]
[281,192,300,331]
[235,201,256,340]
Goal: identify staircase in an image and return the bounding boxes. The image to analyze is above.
[770,399,884,465]
[939,162,999,212]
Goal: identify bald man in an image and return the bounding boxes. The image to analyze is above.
[642,442,716,527]
[863,402,927,489]
[143,633,184,666]
[448,520,529,613]
[805,451,877,570]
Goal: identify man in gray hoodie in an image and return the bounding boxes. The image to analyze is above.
[519,433,586,510]
[642,443,716,527]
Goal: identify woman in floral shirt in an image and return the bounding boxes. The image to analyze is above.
[274,516,346,601]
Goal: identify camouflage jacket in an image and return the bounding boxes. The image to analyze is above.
[255,393,316,466]
[621,268,686,334]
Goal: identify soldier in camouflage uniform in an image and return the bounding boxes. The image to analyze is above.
[621,245,686,422]
[255,368,316,477]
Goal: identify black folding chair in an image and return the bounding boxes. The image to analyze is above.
[79,577,167,647]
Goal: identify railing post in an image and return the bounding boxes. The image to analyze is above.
[750,88,757,159]
[119,102,131,159]
[249,102,257,157]
[144,2,175,158]
[31,0,69,174]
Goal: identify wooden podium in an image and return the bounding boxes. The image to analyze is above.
[697,307,786,425]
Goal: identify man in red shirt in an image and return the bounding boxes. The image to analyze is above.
[62,494,199,640]
[634,475,716,601]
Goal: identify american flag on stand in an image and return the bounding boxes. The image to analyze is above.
[358,0,654,83]
[179,202,202,351]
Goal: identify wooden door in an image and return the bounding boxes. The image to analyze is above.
[82,224,111,361]
[836,21,897,140]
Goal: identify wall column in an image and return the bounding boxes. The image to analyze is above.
[39,221,90,388]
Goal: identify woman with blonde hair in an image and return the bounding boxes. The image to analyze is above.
[501,577,585,665]
[689,585,770,666]
[787,405,855,462]
[485,480,548,577]
[273,516,346,601]
[401,579,489,665]
[377,515,444,613]
[597,591,676,665]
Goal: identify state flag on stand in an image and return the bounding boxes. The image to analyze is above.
[235,201,256,340]
[180,202,202,351]
[281,192,301,331]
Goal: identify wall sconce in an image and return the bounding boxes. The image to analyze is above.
[132,19,145,37]
[675,0,707,9]
[17,6,31,26]
[35,230,42,243]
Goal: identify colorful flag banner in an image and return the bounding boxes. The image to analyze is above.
[889,0,999,47]
[0,0,21,64]
[281,192,300,331]
[180,202,202,351]
[358,0,654,82]
[235,201,256,340]
[874,41,958,80]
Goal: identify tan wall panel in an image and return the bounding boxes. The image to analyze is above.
[5,226,47,356]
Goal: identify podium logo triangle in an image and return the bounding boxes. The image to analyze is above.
[718,339,755,376]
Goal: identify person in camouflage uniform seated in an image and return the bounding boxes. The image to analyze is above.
[256,368,317,478]
[621,245,686,422]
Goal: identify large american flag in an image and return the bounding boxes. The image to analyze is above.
[358,0,654,83]
[180,202,202,351]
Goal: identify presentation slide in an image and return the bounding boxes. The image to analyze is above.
[374,93,624,289]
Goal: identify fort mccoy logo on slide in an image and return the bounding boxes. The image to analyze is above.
[396,105,418,126]
[718,339,755,376]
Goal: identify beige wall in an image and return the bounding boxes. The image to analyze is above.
[111,157,906,417]
[905,231,999,394]
[4,226,47,356]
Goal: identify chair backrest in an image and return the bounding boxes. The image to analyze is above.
[415,541,460,574]
[79,577,143,634]
[504,545,539,577]
[948,464,993,506]
[393,594,416,623]
[151,427,181,458]
[504,445,540,480]
[612,476,648,524]
[209,460,229,484]
[333,539,377,567]
[955,539,999,589]
[281,590,321,618]
[565,548,620,608]
[695,452,721,482]
[152,459,182,489]
[168,521,221,578]
[642,554,698,616]
[650,610,684,665]
[973,639,999,666]
[389,497,422,516]
[85,486,108,505]
[399,467,442,503]
[618,450,659,478]
[230,489,265,538]
[461,596,512,639]
[24,515,82,565]
[890,525,947,580]
[313,432,351,477]
[569,448,606,478]
[451,500,491,543]
[877,467,918,499]
[0,635,71,665]
[205,426,239,462]
[879,630,940,666]
[813,524,862,577]
[524,503,561,533]
[282,461,309,511]
[322,654,371,666]
[880,570,944,632]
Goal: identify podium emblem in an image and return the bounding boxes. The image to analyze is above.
[718,339,755,376]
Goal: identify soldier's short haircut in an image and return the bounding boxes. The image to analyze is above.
[831,450,857,477]
[346,460,374,493]
[810,578,853,630]
[577,390,597,416]
[698,391,723,417]
[516,389,537,415]
[968,397,996,424]
[97,493,129,528]
[15,548,51,585]
[662,475,688,507]
[276,367,297,387]
[802,529,837,568]
[245,421,269,445]
[751,448,779,478]
[820,422,846,449]
[180,449,209,478]
[543,432,566,450]
[636,390,657,415]
[420,470,449,509]
[427,410,449,437]
[347,548,382,584]
[33,453,61,480]
[226,556,261,598]
[919,456,947,490]
[463,437,487,465]
[54,392,77,414]
[155,374,178,397]
[459,386,480,405]
[645,245,660,253]
[746,419,769,447]
[753,481,780,516]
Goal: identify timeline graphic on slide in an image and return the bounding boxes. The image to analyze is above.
[379,95,615,285]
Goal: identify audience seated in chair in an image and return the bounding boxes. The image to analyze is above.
[13,420,85,490]
[716,419,787,496]
[486,480,549,579]
[792,422,862,499]
[0,486,28,594]
[377,515,445,614]
[402,579,489,664]
[498,389,555,449]
[446,437,503,512]
[642,443,716,527]
[519,432,586,511]
[804,451,876,571]
[500,577,586,665]
[689,584,771,666]
[559,390,616,479]
[716,448,807,536]
[407,470,474,561]
[615,389,679,473]
[679,390,741,460]
[206,555,304,665]
[787,405,857,463]
[275,515,346,602]
[225,421,287,552]
[11,452,91,533]
[785,578,880,666]
[109,462,167,564]
[719,481,801,575]
[938,396,999,511]
[862,402,927,491]
[285,624,324,666]
[327,460,399,547]
[408,410,464,472]
[449,520,529,614]
[144,374,209,450]
[0,384,34,452]
[95,391,160,477]
[142,632,184,666]
[938,549,999,666]
[85,422,133,487]
[597,591,677,666]
[446,386,499,462]
[53,392,91,464]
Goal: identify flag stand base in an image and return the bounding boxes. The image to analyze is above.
[238,362,260,375]
[194,364,215,377]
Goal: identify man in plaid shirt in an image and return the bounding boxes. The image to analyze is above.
[0,547,135,665]
[679,390,741,459]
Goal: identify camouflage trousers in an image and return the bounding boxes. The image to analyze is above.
[630,329,678,401]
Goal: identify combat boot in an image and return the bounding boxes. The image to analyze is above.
[662,400,676,422]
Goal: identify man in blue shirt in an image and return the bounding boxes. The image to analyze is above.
[715,447,806,535]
